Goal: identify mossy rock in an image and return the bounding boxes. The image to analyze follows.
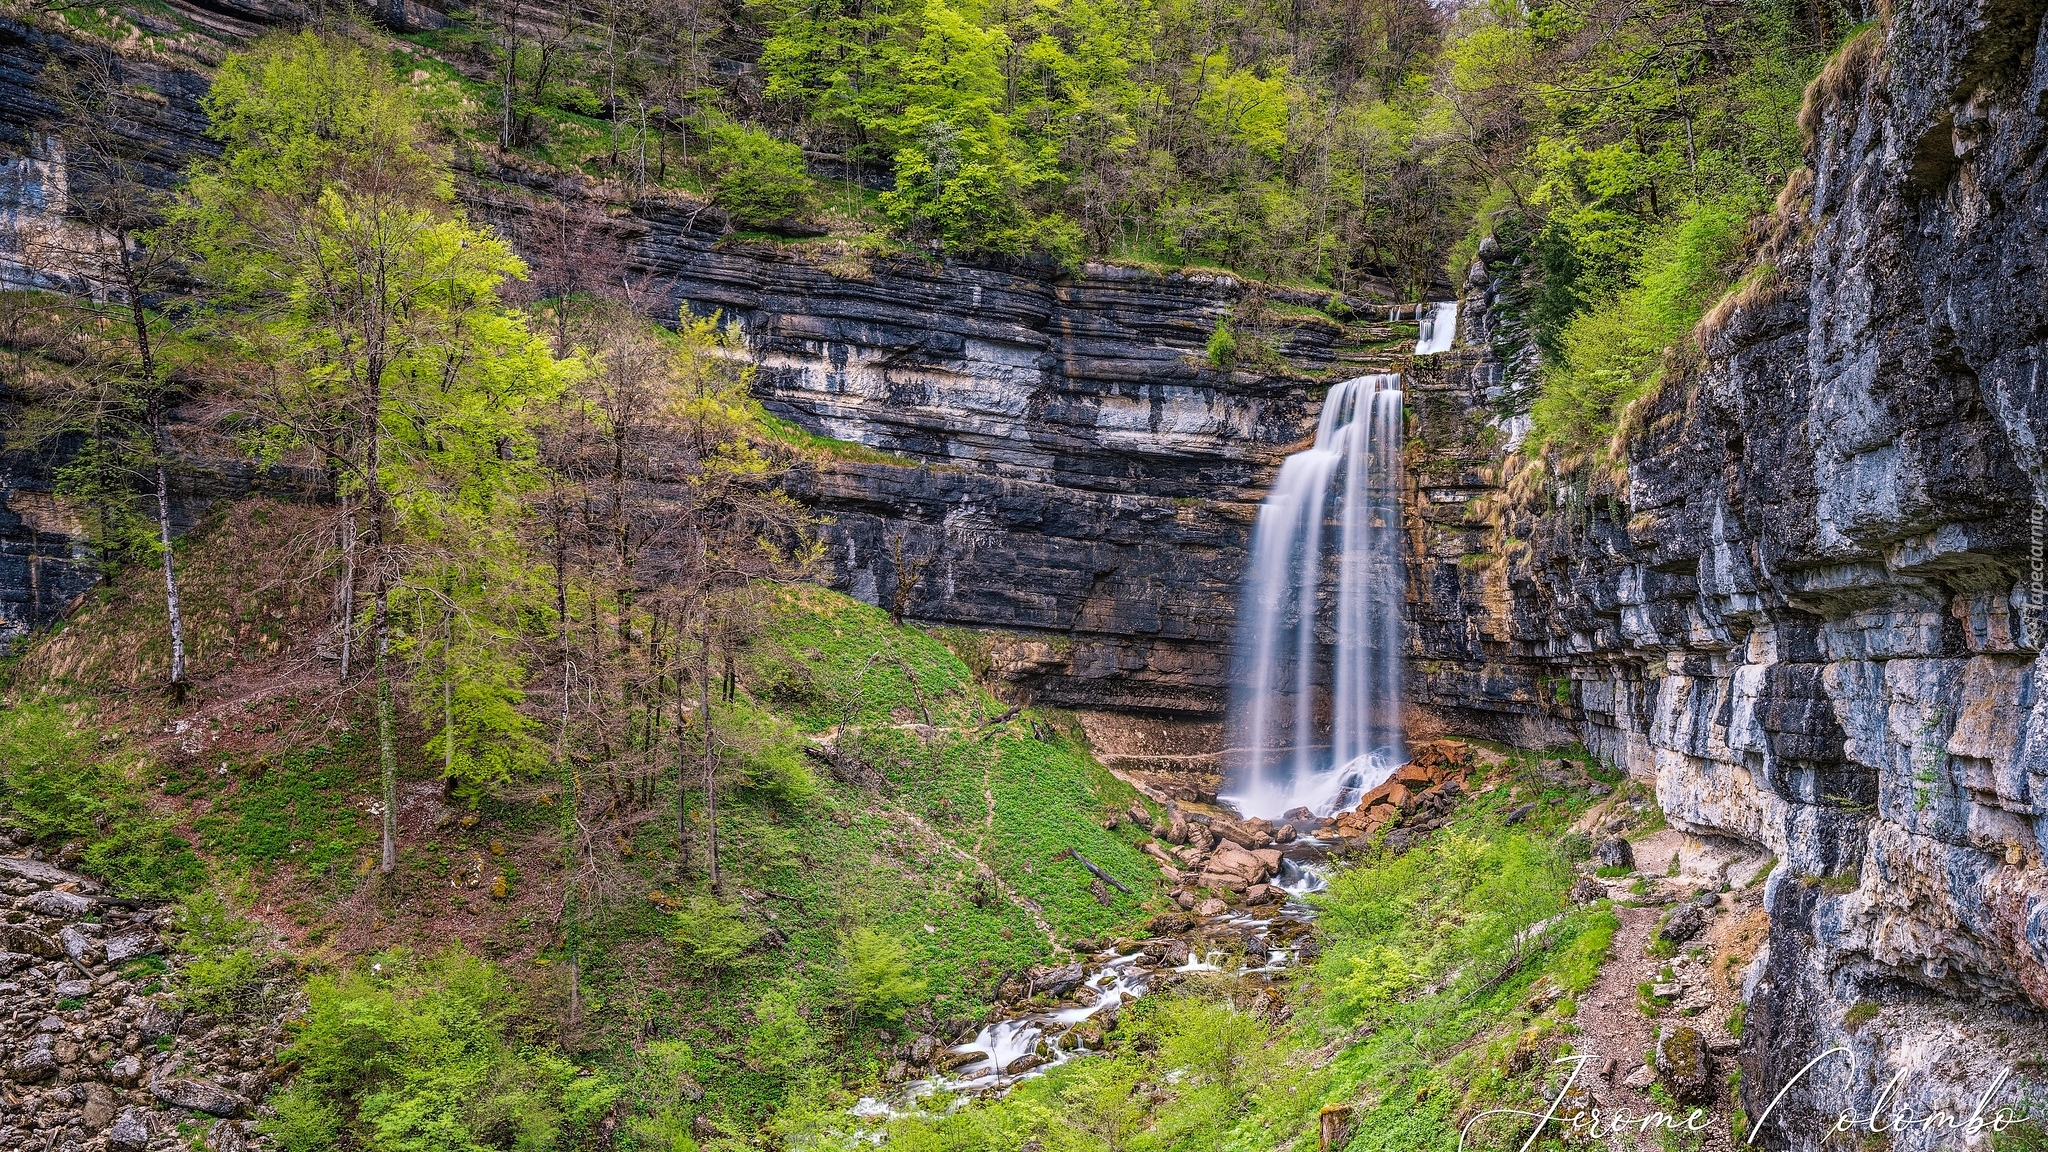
[1654,1023,1712,1104]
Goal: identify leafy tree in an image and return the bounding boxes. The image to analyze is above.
[6,49,193,696]
[168,30,570,868]
[698,117,816,227]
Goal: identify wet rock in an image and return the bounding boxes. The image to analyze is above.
[883,1060,907,1083]
[1592,838,1633,871]
[1030,963,1085,998]
[1194,898,1229,916]
[1003,1053,1041,1074]
[1654,1025,1710,1104]
[1244,883,1284,906]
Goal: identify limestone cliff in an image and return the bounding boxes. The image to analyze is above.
[1405,0,2048,1143]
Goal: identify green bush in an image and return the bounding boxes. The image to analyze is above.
[667,895,763,972]
[0,698,203,898]
[745,985,824,1083]
[1529,200,1752,455]
[262,948,619,1152]
[699,118,815,228]
[839,925,927,1025]
[172,891,270,1015]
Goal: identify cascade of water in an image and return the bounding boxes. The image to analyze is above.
[1223,373,1405,820]
[1415,301,1459,355]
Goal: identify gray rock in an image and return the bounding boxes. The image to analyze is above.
[150,1076,248,1117]
[107,1107,151,1152]
[108,1054,144,1087]
[57,925,100,963]
[0,951,34,975]
[1592,837,1634,871]
[1568,877,1607,904]
[1030,962,1085,998]
[102,934,158,965]
[8,1043,58,1082]
[23,890,94,919]
[54,979,92,1000]
[0,857,95,888]
[1659,903,1708,945]
[207,1118,251,1152]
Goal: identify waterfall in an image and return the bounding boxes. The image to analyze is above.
[1415,302,1458,355]
[1224,373,1406,820]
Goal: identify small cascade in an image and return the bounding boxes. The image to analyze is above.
[1415,301,1458,355]
[1223,373,1406,820]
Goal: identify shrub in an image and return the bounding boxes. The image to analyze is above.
[262,948,618,1152]
[173,890,269,1015]
[0,698,203,898]
[668,895,763,971]
[1529,200,1753,457]
[840,926,927,1025]
[699,118,815,228]
[746,986,824,1083]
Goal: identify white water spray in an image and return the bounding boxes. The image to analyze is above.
[1415,301,1458,355]
[1224,373,1406,820]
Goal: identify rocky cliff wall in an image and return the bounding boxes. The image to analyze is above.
[0,7,1417,755]
[1404,1,2048,1144]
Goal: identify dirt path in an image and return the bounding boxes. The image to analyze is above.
[1565,823,1770,1152]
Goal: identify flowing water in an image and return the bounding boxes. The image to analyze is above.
[1222,373,1407,820]
[1415,301,1458,355]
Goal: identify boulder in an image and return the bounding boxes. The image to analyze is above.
[103,933,158,965]
[8,1042,58,1082]
[0,924,62,959]
[1030,962,1085,998]
[1193,898,1228,917]
[1660,903,1709,945]
[1244,884,1285,906]
[1569,877,1607,904]
[1203,843,1270,887]
[208,1119,252,1152]
[23,890,94,918]
[107,1107,152,1152]
[151,1076,249,1117]
[1654,1025,1712,1104]
[1357,780,1412,812]
[1593,837,1634,871]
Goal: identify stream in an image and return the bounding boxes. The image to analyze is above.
[848,854,1329,1133]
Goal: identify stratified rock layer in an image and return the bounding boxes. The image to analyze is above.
[1403,3,2048,1145]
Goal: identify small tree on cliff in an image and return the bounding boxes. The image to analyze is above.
[169,31,568,871]
[13,49,192,697]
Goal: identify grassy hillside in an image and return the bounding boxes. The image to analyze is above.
[0,497,1166,1143]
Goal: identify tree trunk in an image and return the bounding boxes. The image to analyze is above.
[701,626,718,891]
[337,498,357,681]
[120,242,186,700]
[377,586,398,873]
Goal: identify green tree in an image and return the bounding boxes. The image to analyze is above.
[169,31,570,868]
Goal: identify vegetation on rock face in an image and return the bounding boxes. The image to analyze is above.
[0,0,1857,1146]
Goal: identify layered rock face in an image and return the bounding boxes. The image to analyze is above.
[1406,3,2048,1144]
[0,9,1411,750]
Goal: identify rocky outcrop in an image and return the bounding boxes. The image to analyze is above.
[0,6,1418,742]
[1404,1,2048,1145]
[0,850,287,1151]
